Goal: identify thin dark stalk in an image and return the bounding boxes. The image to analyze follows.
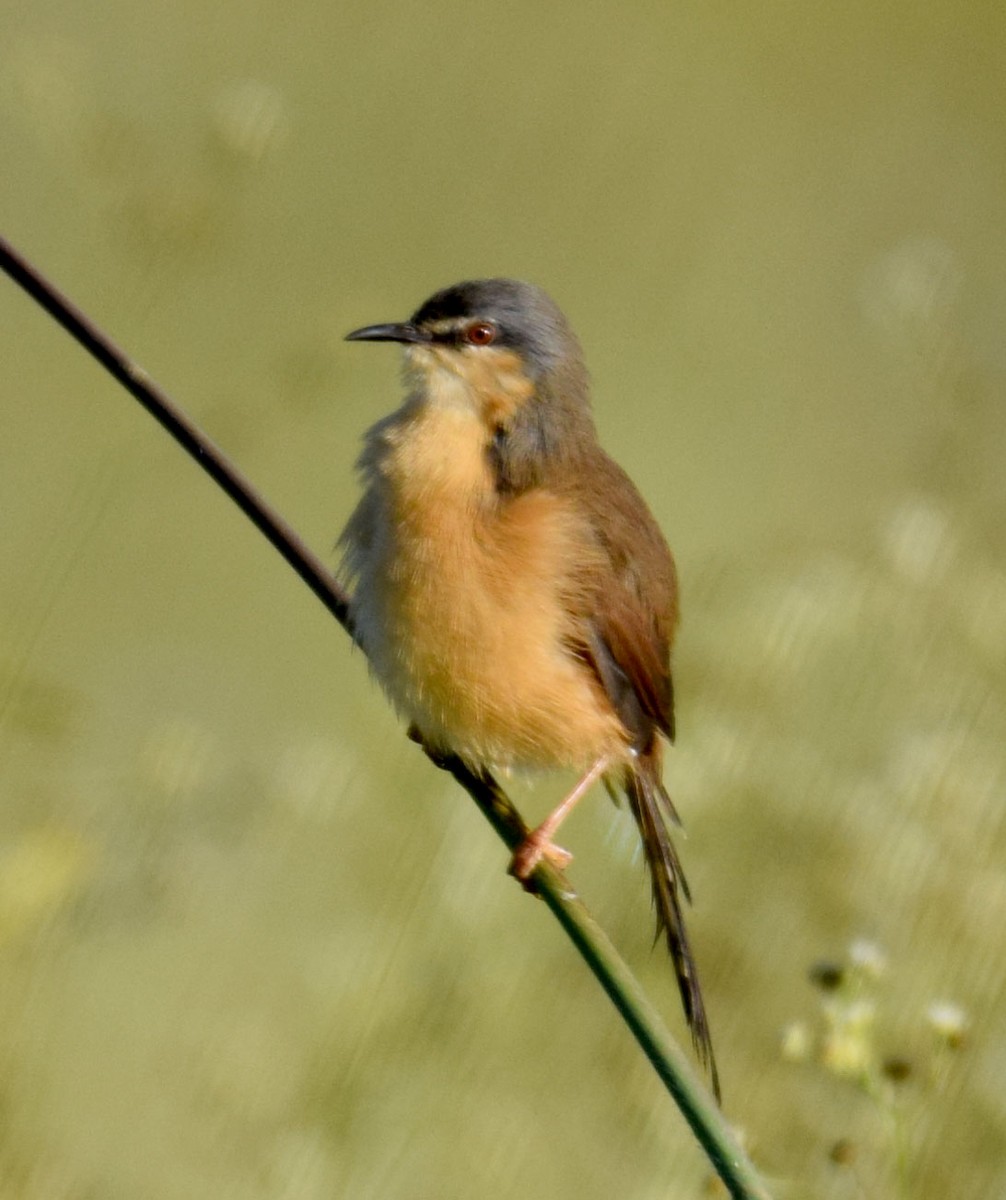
[0,235,774,1200]
[0,237,349,631]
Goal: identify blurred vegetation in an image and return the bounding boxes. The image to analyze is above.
[1,1,1004,1197]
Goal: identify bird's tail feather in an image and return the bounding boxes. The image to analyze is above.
[623,759,720,1102]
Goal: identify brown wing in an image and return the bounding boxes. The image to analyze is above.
[568,448,678,747]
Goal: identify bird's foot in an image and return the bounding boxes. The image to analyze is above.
[508,831,573,888]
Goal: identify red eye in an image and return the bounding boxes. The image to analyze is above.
[465,321,497,346]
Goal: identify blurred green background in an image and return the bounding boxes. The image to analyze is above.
[2,1,1004,1197]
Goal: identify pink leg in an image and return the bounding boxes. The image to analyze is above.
[510,756,611,881]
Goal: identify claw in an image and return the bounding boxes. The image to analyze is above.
[509,832,573,884]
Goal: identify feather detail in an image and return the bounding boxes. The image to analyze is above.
[622,753,720,1102]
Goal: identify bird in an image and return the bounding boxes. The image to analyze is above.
[338,277,718,1097]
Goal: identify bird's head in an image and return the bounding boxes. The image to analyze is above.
[346,279,597,490]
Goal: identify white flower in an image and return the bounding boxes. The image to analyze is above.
[926,1001,968,1046]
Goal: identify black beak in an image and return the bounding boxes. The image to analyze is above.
[345,322,431,345]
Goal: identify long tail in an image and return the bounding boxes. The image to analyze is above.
[623,755,720,1101]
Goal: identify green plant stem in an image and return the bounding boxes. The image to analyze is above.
[444,759,772,1198]
[0,234,775,1200]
